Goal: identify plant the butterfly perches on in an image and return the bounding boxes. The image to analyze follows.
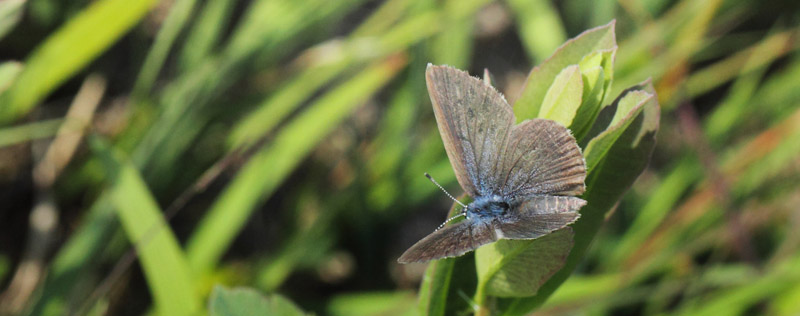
[409,21,660,316]
[397,65,587,264]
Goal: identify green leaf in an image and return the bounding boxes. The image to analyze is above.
[0,0,159,125]
[475,228,574,297]
[538,65,583,126]
[501,80,660,315]
[514,20,616,121]
[571,66,603,136]
[209,285,307,316]
[583,87,654,173]
[417,258,457,316]
[90,137,201,316]
[572,48,616,140]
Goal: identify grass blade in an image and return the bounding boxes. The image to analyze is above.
[91,137,201,316]
[0,0,158,125]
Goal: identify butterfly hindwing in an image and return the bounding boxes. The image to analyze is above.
[496,195,585,239]
[499,119,586,197]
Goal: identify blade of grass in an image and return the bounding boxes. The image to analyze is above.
[0,0,159,125]
[228,10,442,150]
[506,0,567,62]
[0,0,25,40]
[0,119,63,148]
[90,137,201,316]
[685,29,795,99]
[131,0,199,99]
[25,197,116,316]
[179,0,234,71]
[606,155,702,268]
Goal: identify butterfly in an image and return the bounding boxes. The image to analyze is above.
[397,65,587,263]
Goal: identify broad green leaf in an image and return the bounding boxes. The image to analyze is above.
[475,228,574,297]
[579,48,615,100]
[514,20,616,121]
[538,65,583,126]
[582,89,653,173]
[571,66,603,138]
[578,50,604,70]
[186,58,406,275]
[90,137,201,316]
[501,80,660,314]
[327,291,416,316]
[209,286,307,316]
[0,0,159,125]
[573,48,616,140]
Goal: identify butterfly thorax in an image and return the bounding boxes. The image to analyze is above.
[465,195,510,220]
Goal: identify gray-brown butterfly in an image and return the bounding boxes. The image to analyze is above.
[397,65,587,264]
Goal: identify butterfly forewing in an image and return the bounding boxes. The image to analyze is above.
[397,220,496,263]
[499,119,586,197]
[426,65,515,196]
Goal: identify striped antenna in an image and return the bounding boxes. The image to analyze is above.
[436,212,466,231]
[424,172,468,230]
[424,173,466,207]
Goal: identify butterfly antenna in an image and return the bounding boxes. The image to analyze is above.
[425,173,469,231]
[436,212,466,231]
[424,173,466,208]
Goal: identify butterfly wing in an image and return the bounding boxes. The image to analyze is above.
[397,220,496,263]
[426,65,515,196]
[496,195,584,239]
[498,119,586,197]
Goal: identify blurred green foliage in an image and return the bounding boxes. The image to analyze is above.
[0,0,799,315]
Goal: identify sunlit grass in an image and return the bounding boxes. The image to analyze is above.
[0,0,798,315]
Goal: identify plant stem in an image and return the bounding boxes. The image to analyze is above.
[474,280,490,316]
